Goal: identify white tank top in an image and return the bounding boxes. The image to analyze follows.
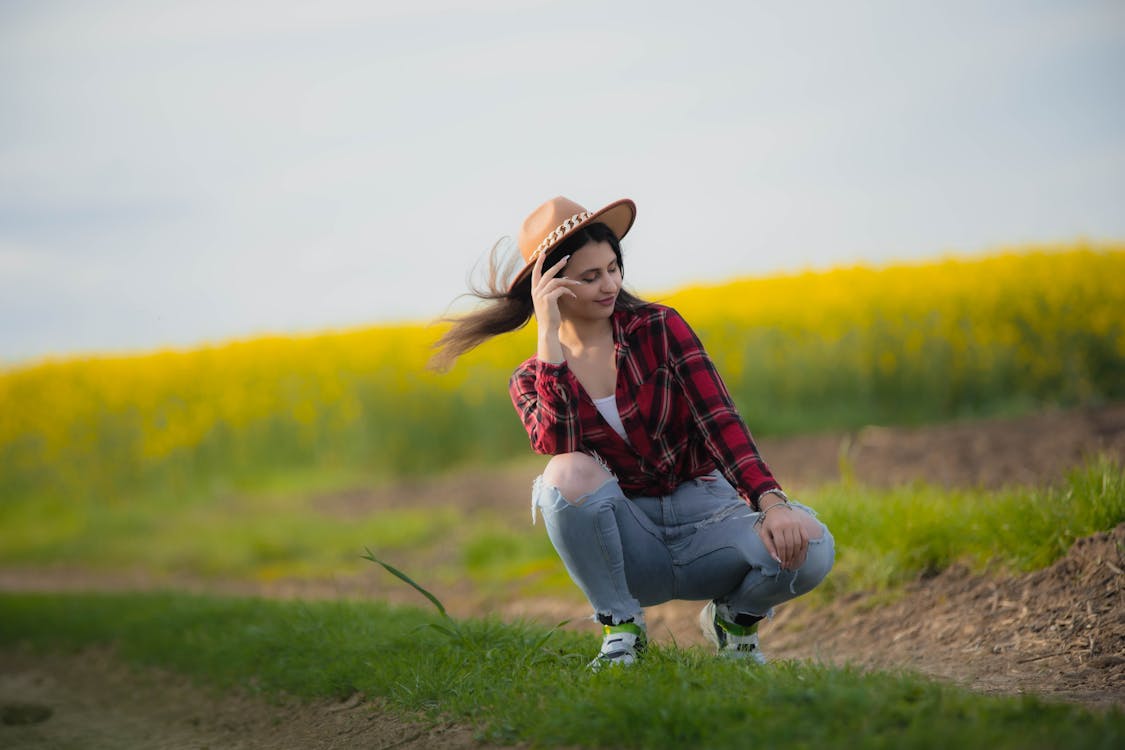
[592,394,630,444]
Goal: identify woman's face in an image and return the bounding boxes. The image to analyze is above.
[557,240,622,322]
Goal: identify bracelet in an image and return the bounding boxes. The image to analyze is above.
[754,491,793,526]
[757,488,789,509]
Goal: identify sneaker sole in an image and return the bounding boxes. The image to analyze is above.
[698,601,725,650]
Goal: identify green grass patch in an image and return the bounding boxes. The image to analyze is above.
[0,591,1120,749]
[461,525,565,590]
[453,456,1125,600]
[0,477,461,580]
[1,456,1121,601]
[815,455,1125,594]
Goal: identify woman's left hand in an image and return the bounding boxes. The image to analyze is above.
[756,503,809,570]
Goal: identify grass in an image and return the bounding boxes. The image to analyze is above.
[0,590,1121,749]
[814,455,1125,594]
[2,455,1119,604]
[0,484,463,579]
[0,433,1120,746]
[3,455,1121,747]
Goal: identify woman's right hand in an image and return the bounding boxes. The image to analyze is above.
[531,251,579,330]
[531,251,579,363]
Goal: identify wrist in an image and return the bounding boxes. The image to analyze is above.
[537,332,564,364]
[754,490,793,527]
[757,488,789,511]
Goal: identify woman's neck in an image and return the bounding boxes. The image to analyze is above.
[558,317,613,353]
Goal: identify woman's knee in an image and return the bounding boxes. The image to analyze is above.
[798,532,835,590]
[799,511,826,541]
[541,452,613,504]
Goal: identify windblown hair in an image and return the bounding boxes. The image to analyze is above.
[429,222,647,371]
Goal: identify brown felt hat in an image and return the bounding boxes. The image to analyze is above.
[508,196,636,291]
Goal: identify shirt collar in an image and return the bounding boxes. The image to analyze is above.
[612,306,648,339]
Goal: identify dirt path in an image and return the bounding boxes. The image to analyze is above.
[503,523,1124,709]
[0,647,516,750]
[1,404,1123,746]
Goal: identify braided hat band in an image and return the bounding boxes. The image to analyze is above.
[528,210,593,262]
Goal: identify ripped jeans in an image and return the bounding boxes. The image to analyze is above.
[531,470,835,626]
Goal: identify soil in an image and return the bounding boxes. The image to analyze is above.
[0,647,516,750]
[589,522,1125,709]
[768,523,1125,706]
[2,403,1123,747]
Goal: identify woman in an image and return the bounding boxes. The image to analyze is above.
[433,196,835,669]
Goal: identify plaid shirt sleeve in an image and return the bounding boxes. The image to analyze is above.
[509,357,582,455]
[663,308,781,507]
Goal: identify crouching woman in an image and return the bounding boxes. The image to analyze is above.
[433,195,835,668]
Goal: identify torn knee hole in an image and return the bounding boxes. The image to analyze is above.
[543,483,588,506]
[799,516,828,542]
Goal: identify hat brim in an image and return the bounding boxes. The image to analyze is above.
[508,198,636,292]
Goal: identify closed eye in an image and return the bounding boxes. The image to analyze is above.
[580,265,619,283]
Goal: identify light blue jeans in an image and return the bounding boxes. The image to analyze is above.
[531,470,835,626]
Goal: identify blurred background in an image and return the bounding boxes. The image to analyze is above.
[1,1,1123,604]
[2,0,1123,364]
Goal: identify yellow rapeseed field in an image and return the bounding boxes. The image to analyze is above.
[1,243,1122,506]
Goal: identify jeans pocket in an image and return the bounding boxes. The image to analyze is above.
[696,471,739,500]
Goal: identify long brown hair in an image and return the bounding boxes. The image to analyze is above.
[429,222,647,371]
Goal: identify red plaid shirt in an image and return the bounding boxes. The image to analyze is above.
[509,303,781,508]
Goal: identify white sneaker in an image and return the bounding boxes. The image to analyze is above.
[699,602,766,664]
[588,622,646,671]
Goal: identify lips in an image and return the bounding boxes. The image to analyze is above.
[596,296,616,306]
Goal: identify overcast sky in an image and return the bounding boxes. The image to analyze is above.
[2,0,1123,366]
